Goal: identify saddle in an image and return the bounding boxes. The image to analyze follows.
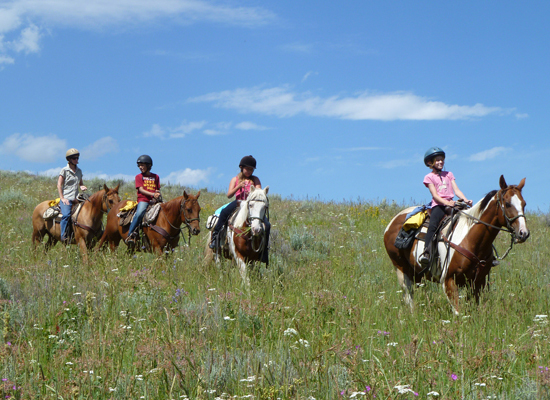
[42,194,88,223]
[117,201,162,227]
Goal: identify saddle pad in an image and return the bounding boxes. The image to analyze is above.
[144,203,161,225]
[43,206,60,220]
[206,214,219,230]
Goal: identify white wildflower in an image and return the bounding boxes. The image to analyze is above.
[284,328,298,336]
[427,391,439,397]
[394,385,415,394]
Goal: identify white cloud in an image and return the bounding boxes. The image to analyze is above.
[190,86,504,121]
[203,129,226,136]
[169,120,207,138]
[144,121,207,139]
[11,24,41,53]
[0,0,276,64]
[0,133,66,163]
[143,124,166,138]
[301,71,317,83]
[0,0,275,30]
[235,121,269,130]
[164,168,212,186]
[468,147,510,162]
[0,54,15,65]
[82,137,119,160]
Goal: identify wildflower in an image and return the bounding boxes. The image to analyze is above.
[350,391,365,398]
[224,316,235,321]
[297,339,310,347]
[365,386,371,392]
[451,374,458,381]
[387,342,398,347]
[284,328,298,336]
[240,376,256,382]
[427,391,439,397]
[394,385,415,394]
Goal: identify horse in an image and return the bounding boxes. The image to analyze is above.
[32,184,121,262]
[97,191,201,256]
[205,186,270,286]
[383,176,529,315]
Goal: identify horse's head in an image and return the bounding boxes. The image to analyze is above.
[498,175,529,243]
[246,186,269,236]
[103,184,121,213]
[182,190,201,235]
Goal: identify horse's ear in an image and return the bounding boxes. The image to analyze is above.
[250,186,256,193]
[114,184,120,192]
[264,186,269,195]
[103,183,109,191]
[183,190,188,199]
[499,175,508,189]
[517,178,526,190]
[196,190,200,198]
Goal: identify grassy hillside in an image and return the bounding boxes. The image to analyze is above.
[0,170,549,399]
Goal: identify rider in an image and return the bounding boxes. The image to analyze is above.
[209,155,270,263]
[58,148,87,242]
[126,155,161,246]
[419,147,472,267]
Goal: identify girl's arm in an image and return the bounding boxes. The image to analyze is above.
[57,175,70,205]
[79,177,87,191]
[226,177,241,198]
[427,183,455,207]
[137,186,160,199]
[451,181,472,205]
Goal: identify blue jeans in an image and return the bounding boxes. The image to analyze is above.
[128,202,149,235]
[60,200,73,240]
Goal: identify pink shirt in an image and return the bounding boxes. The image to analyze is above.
[135,173,160,203]
[235,177,252,201]
[423,171,455,208]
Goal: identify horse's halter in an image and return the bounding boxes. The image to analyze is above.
[496,188,526,237]
[180,198,201,227]
[246,198,269,227]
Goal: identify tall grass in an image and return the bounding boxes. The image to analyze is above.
[0,170,548,399]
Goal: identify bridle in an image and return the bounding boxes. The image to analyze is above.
[245,197,269,252]
[156,198,200,245]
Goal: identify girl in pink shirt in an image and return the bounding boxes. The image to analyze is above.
[419,147,472,267]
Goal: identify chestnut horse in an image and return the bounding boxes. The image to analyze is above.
[97,191,201,255]
[205,186,269,285]
[384,176,529,315]
[32,184,121,262]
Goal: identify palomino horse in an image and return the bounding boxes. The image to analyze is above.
[384,176,529,315]
[97,191,201,255]
[32,184,121,262]
[206,186,269,285]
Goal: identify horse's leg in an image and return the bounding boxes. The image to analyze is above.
[203,233,215,265]
[443,277,460,316]
[396,268,415,312]
[75,232,89,263]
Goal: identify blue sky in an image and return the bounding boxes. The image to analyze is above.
[1,1,548,211]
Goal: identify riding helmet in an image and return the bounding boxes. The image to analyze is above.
[65,148,80,160]
[137,154,153,166]
[239,155,257,169]
[423,147,445,167]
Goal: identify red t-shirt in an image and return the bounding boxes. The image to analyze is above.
[135,173,160,203]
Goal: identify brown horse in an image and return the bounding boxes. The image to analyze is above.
[384,176,529,315]
[205,186,269,285]
[97,191,201,255]
[32,184,121,262]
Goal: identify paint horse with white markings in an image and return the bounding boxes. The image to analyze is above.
[206,186,270,286]
[384,176,529,314]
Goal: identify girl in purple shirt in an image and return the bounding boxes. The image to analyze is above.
[419,147,472,267]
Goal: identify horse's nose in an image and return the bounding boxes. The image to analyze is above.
[192,227,200,235]
[516,229,530,242]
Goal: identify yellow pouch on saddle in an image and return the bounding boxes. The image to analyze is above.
[119,201,138,212]
[403,210,428,231]
[49,198,61,207]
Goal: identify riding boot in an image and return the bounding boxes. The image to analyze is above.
[419,241,432,267]
[209,230,219,249]
[125,231,138,247]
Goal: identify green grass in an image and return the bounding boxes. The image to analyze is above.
[0,170,549,399]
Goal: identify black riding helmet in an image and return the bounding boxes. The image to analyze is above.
[239,155,257,169]
[423,147,445,167]
[137,154,153,167]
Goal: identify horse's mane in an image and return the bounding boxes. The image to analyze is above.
[453,189,498,233]
[233,188,267,228]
